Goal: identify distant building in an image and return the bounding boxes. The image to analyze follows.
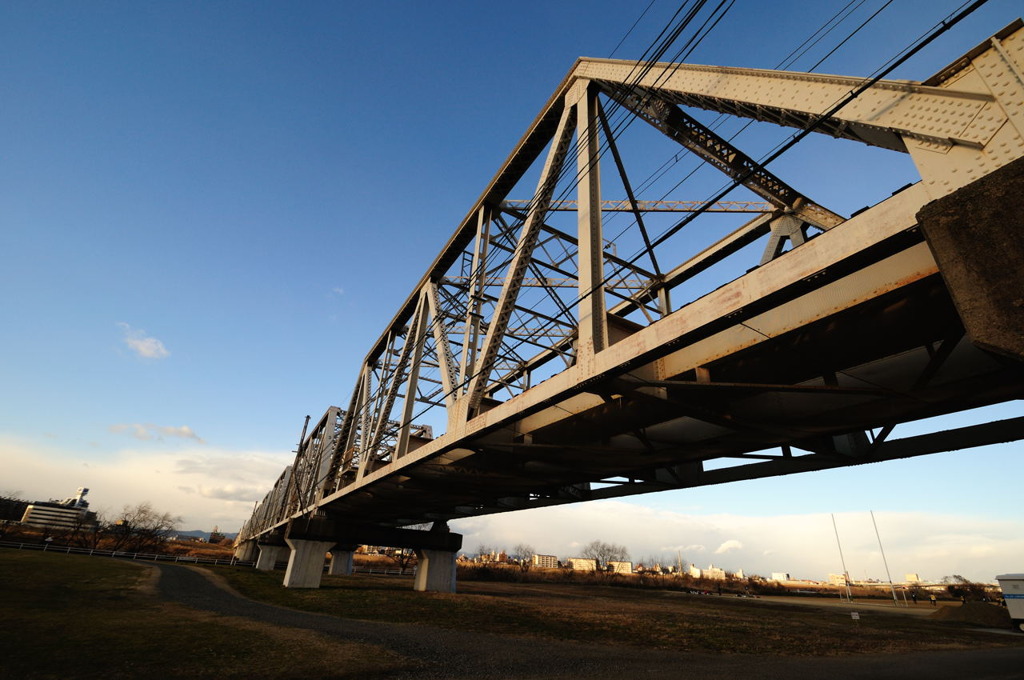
[477,550,508,564]
[828,573,850,586]
[568,557,597,571]
[703,564,727,580]
[608,561,633,574]
[771,572,791,582]
[905,573,921,583]
[172,534,203,543]
[531,554,558,569]
[689,564,703,579]
[20,487,96,531]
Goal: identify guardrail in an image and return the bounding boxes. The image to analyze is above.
[352,565,411,576]
[0,540,253,567]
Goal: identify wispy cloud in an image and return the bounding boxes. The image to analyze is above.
[715,539,743,554]
[110,423,204,443]
[331,287,344,296]
[117,322,169,359]
[196,485,268,502]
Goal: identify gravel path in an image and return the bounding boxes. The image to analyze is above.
[154,564,1024,679]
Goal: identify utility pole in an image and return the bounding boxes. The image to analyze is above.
[871,510,900,606]
[832,513,853,602]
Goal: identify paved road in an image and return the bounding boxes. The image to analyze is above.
[154,564,1024,679]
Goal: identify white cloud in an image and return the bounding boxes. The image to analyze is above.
[117,322,169,359]
[110,423,204,443]
[197,485,270,502]
[331,287,345,296]
[715,539,743,554]
[0,434,289,531]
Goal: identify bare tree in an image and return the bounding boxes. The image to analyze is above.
[510,543,535,571]
[580,540,629,569]
[383,547,417,573]
[106,502,181,553]
[59,510,102,549]
[942,574,987,601]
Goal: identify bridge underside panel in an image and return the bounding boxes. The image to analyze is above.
[919,155,1024,361]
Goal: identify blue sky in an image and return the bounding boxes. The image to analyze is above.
[2,1,1021,582]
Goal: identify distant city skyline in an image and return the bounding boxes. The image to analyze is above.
[2,1,1021,585]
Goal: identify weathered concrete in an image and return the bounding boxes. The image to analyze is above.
[327,548,355,576]
[918,155,1024,361]
[413,548,457,593]
[282,538,335,588]
[233,540,258,562]
[255,543,287,571]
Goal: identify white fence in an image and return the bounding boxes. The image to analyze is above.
[0,540,254,567]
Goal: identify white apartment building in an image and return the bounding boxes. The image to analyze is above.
[568,557,597,571]
[531,554,558,569]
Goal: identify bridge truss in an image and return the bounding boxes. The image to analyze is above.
[239,21,1024,563]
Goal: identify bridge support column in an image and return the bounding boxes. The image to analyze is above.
[255,543,287,571]
[283,538,335,588]
[327,547,356,576]
[413,548,457,593]
[918,154,1024,361]
[233,540,258,562]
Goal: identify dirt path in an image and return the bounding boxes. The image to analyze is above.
[154,564,1024,679]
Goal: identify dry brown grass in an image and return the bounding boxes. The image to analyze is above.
[218,567,1024,657]
[0,550,413,679]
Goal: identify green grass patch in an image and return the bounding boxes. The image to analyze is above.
[0,550,412,679]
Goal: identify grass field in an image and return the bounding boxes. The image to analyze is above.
[2,548,1021,680]
[216,566,1023,656]
[0,550,411,679]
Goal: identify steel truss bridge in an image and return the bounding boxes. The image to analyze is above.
[236,20,1024,591]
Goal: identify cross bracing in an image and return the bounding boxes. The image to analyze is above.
[241,20,1024,544]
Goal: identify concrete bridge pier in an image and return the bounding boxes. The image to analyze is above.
[255,538,288,571]
[328,546,357,576]
[283,538,336,588]
[272,517,462,591]
[414,548,457,592]
[233,540,258,562]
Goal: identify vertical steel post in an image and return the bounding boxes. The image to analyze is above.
[576,80,607,360]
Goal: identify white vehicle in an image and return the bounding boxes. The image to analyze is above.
[995,574,1024,633]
